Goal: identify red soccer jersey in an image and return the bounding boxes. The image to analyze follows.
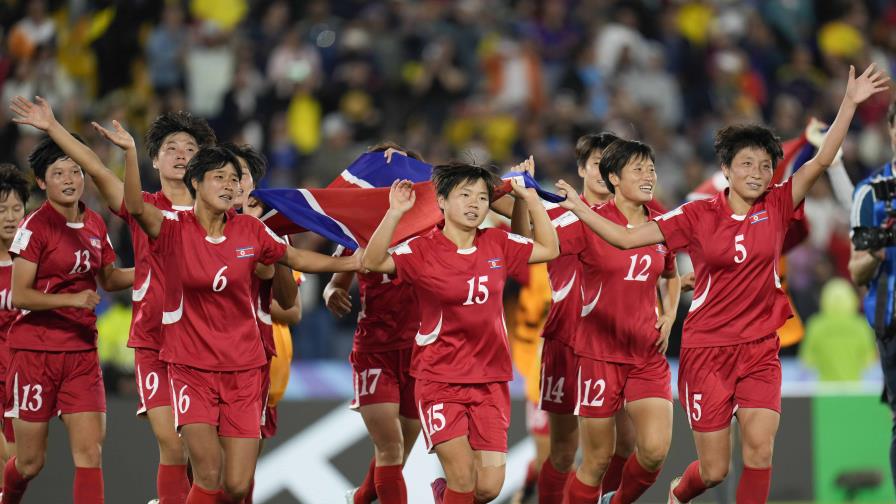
[155,210,288,371]
[654,177,799,348]
[113,192,192,351]
[541,199,600,347]
[0,261,15,376]
[7,202,116,351]
[391,226,533,384]
[571,200,675,363]
[336,245,419,353]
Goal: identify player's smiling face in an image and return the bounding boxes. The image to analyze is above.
[37,157,84,205]
[612,154,656,204]
[439,178,490,229]
[722,146,773,202]
[0,191,24,242]
[196,163,240,212]
[155,132,199,184]
[578,149,611,197]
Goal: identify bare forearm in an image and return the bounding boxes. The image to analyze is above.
[12,288,75,311]
[850,252,881,285]
[510,196,532,238]
[271,300,301,325]
[527,195,558,261]
[362,210,402,272]
[574,206,661,249]
[284,248,357,273]
[490,195,515,219]
[816,99,858,167]
[272,264,298,309]
[46,121,124,208]
[661,275,682,320]
[101,267,134,292]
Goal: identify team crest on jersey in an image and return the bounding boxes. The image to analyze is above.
[236,246,255,259]
[89,237,102,249]
[487,257,503,269]
[748,210,769,224]
[656,243,668,254]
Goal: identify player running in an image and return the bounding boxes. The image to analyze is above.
[559,139,680,504]
[2,134,134,504]
[123,144,358,503]
[10,95,215,504]
[362,163,559,504]
[324,144,424,504]
[556,64,889,504]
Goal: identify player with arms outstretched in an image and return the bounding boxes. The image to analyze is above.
[556,64,889,504]
[362,163,559,504]
[2,135,134,504]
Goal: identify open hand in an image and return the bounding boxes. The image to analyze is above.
[389,179,416,213]
[10,95,56,131]
[92,120,136,151]
[654,314,673,354]
[845,64,890,106]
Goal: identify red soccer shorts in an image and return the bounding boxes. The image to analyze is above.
[526,399,549,436]
[678,334,782,432]
[4,349,106,422]
[168,364,266,438]
[349,347,417,419]
[261,404,278,439]
[574,352,672,418]
[135,348,172,415]
[0,384,12,443]
[538,338,579,415]
[415,379,510,453]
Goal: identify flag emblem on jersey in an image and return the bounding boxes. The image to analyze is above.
[236,246,255,259]
[89,237,102,249]
[749,210,769,224]
[487,257,503,269]
[656,243,668,254]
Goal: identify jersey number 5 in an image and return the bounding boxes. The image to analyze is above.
[734,234,747,264]
[463,275,489,305]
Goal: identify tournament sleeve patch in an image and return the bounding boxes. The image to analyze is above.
[507,232,533,244]
[9,228,32,254]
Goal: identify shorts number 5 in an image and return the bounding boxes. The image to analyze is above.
[690,393,703,422]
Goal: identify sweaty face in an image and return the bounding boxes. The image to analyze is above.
[38,157,84,206]
[154,132,199,184]
[612,155,656,204]
[722,146,774,203]
[196,163,240,212]
[578,150,611,198]
[0,192,25,243]
[439,178,490,230]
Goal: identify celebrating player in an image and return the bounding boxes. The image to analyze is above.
[556,64,889,504]
[0,165,29,491]
[324,144,424,504]
[559,139,680,504]
[2,135,134,504]
[9,95,216,504]
[123,144,357,503]
[362,163,559,504]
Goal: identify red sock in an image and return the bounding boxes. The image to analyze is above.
[2,457,30,503]
[355,457,377,504]
[600,454,627,494]
[673,461,709,502]
[443,488,474,504]
[538,458,573,504]
[242,478,255,503]
[563,474,601,504]
[186,484,225,504]
[158,464,190,504]
[610,455,660,504]
[74,467,104,504]
[736,466,772,504]
[373,464,407,504]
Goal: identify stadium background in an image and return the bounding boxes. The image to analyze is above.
[0,0,895,502]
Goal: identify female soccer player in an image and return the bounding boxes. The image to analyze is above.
[559,139,680,504]
[537,132,640,503]
[362,163,559,504]
[556,64,889,504]
[124,144,357,503]
[2,135,134,504]
[9,95,216,504]
[0,164,29,490]
[324,144,425,504]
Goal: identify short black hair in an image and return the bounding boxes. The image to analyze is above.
[144,111,217,160]
[432,162,500,201]
[367,141,425,162]
[183,146,242,198]
[599,140,656,194]
[221,142,266,183]
[28,133,86,181]
[888,100,896,127]
[0,163,30,207]
[575,132,620,168]
[714,125,783,168]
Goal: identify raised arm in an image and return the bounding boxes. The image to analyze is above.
[556,179,665,249]
[511,180,558,263]
[792,65,890,207]
[122,128,164,238]
[97,263,134,292]
[509,156,535,237]
[10,96,125,209]
[11,257,100,311]
[362,179,416,274]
